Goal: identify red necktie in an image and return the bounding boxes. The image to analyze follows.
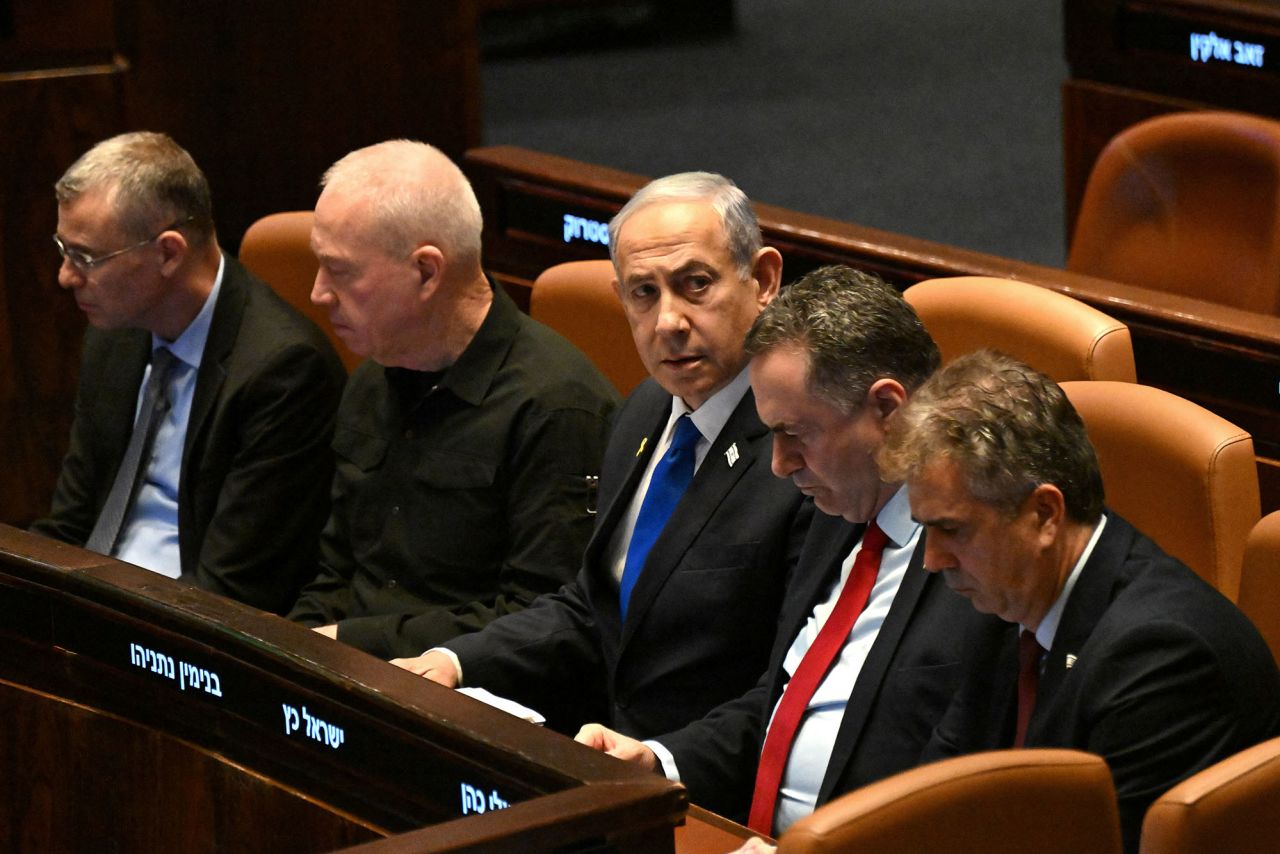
[747,521,891,835]
[1014,629,1044,747]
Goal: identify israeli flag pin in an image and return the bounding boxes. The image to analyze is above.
[725,443,740,467]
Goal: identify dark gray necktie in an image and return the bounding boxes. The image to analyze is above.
[85,348,178,556]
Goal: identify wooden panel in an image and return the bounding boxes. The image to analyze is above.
[0,524,689,853]
[0,67,123,527]
[464,144,1280,513]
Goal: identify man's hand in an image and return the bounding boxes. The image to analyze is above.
[574,723,658,771]
[389,650,459,687]
[728,838,777,854]
[312,624,338,639]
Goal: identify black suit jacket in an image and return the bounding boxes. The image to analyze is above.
[924,512,1280,853]
[445,378,811,736]
[658,510,986,820]
[32,256,347,614]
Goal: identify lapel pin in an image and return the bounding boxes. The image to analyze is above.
[636,436,648,457]
[1065,654,1077,669]
[724,443,740,467]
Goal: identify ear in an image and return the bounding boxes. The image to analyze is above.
[155,230,189,277]
[1026,483,1067,545]
[750,247,783,307]
[411,244,446,301]
[867,377,909,424]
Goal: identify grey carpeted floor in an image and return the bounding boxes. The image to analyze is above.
[480,1,1069,268]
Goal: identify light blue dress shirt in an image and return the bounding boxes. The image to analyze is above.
[114,256,225,577]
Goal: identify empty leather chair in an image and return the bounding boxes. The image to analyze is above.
[1238,511,1280,664]
[1068,111,1280,314]
[905,276,1137,382]
[529,260,647,396]
[1061,381,1260,600]
[1140,736,1280,854]
[239,211,361,371]
[776,749,1121,854]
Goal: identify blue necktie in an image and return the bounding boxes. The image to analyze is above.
[619,415,701,620]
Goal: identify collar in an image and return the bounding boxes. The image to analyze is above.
[875,485,920,551]
[1030,514,1107,651]
[669,367,752,447]
[431,279,519,407]
[153,252,224,367]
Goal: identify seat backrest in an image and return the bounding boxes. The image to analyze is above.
[239,211,361,372]
[529,260,647,396]
[1067,110,1280,314]
[904,276,1137,382]
[1140,737,1280,854]
[1061,381,1260,600]
[1238,511,1280,664]
[777,749,1121,854]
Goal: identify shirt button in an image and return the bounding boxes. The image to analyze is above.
[391,506,401,515]
[387,579,399,589]
[404,429,414,439]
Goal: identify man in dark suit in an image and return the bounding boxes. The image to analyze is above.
[882,350,1280,853]
[32,132,346,614]
[391,172,810,738]
[576,266,987,838]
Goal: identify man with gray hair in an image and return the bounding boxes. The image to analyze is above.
[574,266,988,840]
[392,171,810,739]
[287,140,618,659]
[882,350,1280,853]
[33,131,346,614]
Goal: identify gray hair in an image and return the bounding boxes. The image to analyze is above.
[608,171,761,278]
[320,139,483,266]
[880,350,1105,522]
[55,131,215,247]
[744,265,940,414]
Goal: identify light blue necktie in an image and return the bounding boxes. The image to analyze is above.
[619,415,701,620]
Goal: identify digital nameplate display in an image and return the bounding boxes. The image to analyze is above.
[1121,8,1277,77]
[26,587,560,829]
[496,180,848,286]
[500,182,617,258]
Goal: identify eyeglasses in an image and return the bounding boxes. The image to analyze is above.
[54,218,194,272]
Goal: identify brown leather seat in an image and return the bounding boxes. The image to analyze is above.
[1140,736,1280,854]
[1061,381,1260,600]
[239,211,361,372]
[529,260,647,396]
[1068,111,1280,314]
[776,749,1121,854]
[1238,511,1280,664]
[904,276,1137,382]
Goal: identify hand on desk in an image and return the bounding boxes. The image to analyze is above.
[389,650,459,687]
[574,723,658,771]
[312,624,338,639]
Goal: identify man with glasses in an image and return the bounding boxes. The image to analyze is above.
[32,131,347,615]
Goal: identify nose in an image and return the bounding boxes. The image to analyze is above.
[57,257,84,289]
[770,434,802,479]
[310,272,335,306]
[653,290,689,337]
[922,537,950,574]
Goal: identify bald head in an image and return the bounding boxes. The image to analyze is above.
[319,140,483,270]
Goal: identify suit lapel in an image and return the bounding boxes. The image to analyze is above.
[1030,512,1128,741]
[816,536,930,803]
[618,391,766,646]
[183,260,246,468]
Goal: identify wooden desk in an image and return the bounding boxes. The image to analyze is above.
[464,144,1280,513]
[0,524,751,853]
